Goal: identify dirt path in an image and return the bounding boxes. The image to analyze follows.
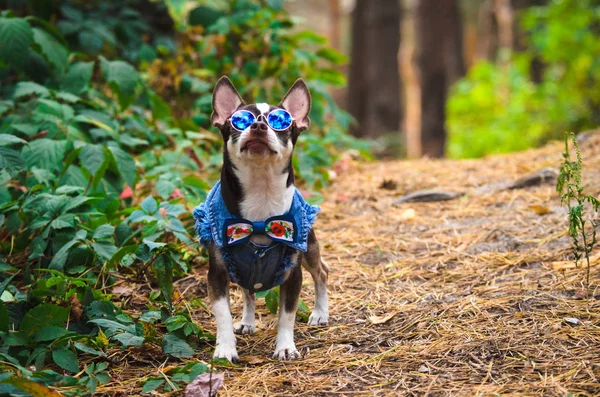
[197,135,600,397]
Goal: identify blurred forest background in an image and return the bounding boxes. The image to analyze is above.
[0,0,599,395]
[293,0,600,159]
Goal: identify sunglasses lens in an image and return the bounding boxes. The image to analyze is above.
[268,109,293,131]
[230,110,255,131]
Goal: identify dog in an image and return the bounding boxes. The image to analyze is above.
[193,76,329,362]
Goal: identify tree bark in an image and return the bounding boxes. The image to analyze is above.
[416,0,465,157]
[347,0,402,140]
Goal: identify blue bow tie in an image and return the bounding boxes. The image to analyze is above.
[223,215,298,247]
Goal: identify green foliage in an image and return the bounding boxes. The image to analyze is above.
[556,133,599,289]
[141,361,210,393]
[255,287,310,321]
[0,1,365,394]
[448,0,600,158]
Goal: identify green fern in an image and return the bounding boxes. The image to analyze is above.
[556,132,600,288]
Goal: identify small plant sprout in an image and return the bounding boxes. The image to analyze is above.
[556,132,600,289]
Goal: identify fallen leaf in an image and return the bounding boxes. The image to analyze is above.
[574,289,589,299]
[335,193,350,202]
[119,185,133,199]
[369,312,398,325]
[564,317,580,326]
[244,356,268,365]
[171,188,183,199]
[400,208,416,220]
[112,285,135,296]
[185,372,224,397]
[528,205,551,215]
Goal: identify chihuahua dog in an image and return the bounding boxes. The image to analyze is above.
[193,76,329,362]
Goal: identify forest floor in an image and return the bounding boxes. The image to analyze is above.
[102,133,600,396]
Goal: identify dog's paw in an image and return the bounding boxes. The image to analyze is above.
[213,344,239,363]
[273,344,301,360]
[234,323,256,335]
[308,310,329,326]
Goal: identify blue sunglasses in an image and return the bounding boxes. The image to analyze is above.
[229,109,293,132]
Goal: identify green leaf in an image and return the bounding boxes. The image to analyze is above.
[188,6,225,28]
[93,224,115,240]
[149,89,171,120]
[19,303,69,337]
[156,179,176,199]
[74,341,105,357]
[144,239,166,252]
[22,139,70,173]
[0,17,34,69]
[88,318,133,333]
[108,244,137,267]
[55,91,81,103]
[79,144,109,186]
[50,213,75,230]
[316,48,347,65]
[91,241,118,260]
[0,147,26,172]
[99,57,139,108]
[61,61,94,94]
[49,231,85,270]
[0,274,15,296]
[13,81,50,98]
[182,175,210,190]
[32,27,68,73]
[162,334,194,358]
[63,196,95,213]
[34,99,74,122]
[141,196,157,214]
[108,146,137,188]
[265,288,279,314]
[52,346,79,373]
[266,0,284,10]
[154,255,173,307]
[0,134,27,146]
[142,379,164,393]
[33,325,71,342]
[139,310,162,323]
[0,100,13,116]
[1,377,64,397]
[112,332,144,347]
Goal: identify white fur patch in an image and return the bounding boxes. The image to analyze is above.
[256,102,270,114]
[212,297,238,361]
[274,310,300,360]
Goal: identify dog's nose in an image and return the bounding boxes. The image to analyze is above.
[250,121,268,135]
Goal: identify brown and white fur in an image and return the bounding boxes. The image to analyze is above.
[208,76,329,362]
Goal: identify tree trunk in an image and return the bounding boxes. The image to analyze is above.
[347,0,402,140]
[416,0,465,157]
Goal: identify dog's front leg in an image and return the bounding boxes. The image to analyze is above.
[273,261,302,360]
[208,246,238,363]
[234,288,256,335]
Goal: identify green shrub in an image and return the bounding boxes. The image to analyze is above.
[447,0,600,158]
[0,1,366,394]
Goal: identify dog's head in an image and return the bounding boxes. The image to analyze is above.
[211,76,311,165]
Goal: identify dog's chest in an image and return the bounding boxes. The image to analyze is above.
[235,166,294,244]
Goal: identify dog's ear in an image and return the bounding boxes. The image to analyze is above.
[211,76,245,128]
[279,79,311,132]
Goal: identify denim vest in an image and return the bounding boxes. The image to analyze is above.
[193,181,320,293]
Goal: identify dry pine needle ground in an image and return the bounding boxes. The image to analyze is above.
[100,134,600,396]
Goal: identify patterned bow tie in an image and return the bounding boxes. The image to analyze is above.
[223,216,297,247]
